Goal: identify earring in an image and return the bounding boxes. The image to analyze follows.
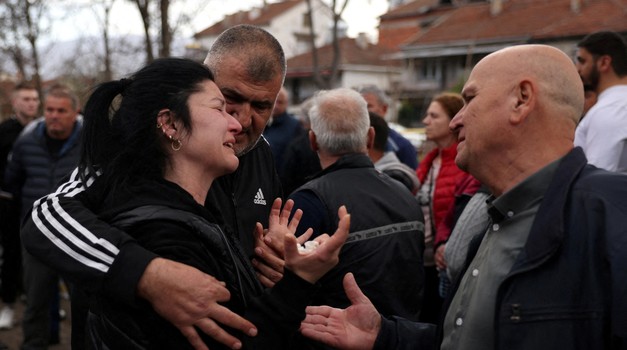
[171,138,182,151]
[156,123,162,129]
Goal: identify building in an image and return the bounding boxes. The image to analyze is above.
[191,0,336,60]
[390,0,627,123]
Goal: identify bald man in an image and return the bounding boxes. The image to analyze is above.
[300,44,627,350]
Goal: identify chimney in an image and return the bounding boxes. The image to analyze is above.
[490,0,503,16]
[571,0,581,13]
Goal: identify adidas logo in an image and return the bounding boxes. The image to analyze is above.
[254,188,267,205]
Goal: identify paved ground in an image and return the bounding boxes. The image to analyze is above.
[0,299,71,350]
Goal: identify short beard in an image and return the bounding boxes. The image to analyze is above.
[587,63,600,92]
[235,136,260,157]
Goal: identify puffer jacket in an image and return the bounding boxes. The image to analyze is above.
[4,118,82,217]
[416,142,470,231]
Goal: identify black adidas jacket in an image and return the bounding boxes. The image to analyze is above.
[21,138,282,307]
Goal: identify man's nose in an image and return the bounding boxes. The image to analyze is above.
[230,103,252,129]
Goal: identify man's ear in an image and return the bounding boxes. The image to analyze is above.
[308,130,318,152]
[366,126,375,150]
[511,79,535,125]
[597,55,612,73]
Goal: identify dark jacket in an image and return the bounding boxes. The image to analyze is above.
[21,137,281,309]
[263,112,304,175]
[205,137,283,258]
[4,118,82,218]
[87,178,316,350]
[291,153,425,321]
[375,147,627,349]
[0,117,26,189]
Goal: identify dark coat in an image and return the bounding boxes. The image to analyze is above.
[375,147,627,349]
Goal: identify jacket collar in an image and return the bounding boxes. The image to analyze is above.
[311,153,373,181]
[512,147,588,270]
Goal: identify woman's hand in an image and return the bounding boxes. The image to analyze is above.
[284,205,350,284]
[252,198,313,287]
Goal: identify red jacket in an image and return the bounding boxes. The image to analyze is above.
[416,143,474,239]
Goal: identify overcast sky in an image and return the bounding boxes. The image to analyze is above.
[49,0,390,44]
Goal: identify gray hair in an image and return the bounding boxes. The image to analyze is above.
[45,84,79,110]
[309,88,370,155]
[354,84,390,107]
[205,24,286,84]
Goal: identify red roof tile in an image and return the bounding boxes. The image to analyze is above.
[194,0,303,38]
[286,37,400,76]
[405,0,627,46]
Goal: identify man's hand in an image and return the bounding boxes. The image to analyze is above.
[252,222,285,288]
[137,258,257,350]
[300,273,381,350]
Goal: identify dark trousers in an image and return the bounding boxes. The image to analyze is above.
[0,200,22,304]
[419,265,444,324]
[21,249,59,350]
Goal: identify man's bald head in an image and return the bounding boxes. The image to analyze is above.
[477,45,584,125]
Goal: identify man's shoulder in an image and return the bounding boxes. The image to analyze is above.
[572,165,627,197]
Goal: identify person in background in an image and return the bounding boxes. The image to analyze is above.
[4,84,82,349]
[300,44,627,350]
[20,24,285,350]
[415,92,475,324]
[264,86,304,181]
[368,111,420,194]
[356,85,419,170]
[78,57,350,349]
[258,88,425,349]
[574,30,627,173]
[280,97,322,196]
[0,82,40,332]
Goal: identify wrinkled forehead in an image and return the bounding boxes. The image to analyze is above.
[215,59,281,102]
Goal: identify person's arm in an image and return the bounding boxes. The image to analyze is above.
[3,138,25,198]
[301,273,436,350]
[21,169,257,350]
[246,201,350,348]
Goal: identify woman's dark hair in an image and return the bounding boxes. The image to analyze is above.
[79,57,214,190]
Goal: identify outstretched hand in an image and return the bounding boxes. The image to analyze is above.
[284,205,350,284]
[137,258,257,350]
[300,273,381,350]
[252,198,314,287]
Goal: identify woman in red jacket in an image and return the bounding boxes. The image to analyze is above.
[415,92,478,323]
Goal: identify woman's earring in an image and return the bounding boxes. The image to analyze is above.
[171,138,182,151]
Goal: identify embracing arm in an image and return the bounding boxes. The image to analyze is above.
[21,169,256,350]
[21,169,154,303]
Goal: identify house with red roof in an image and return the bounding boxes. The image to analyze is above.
[192,0,336,59]
[388,0,627,123]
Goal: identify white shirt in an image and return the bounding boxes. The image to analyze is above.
[574,85,627,173]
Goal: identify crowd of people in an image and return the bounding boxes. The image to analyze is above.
[0,25,625,350]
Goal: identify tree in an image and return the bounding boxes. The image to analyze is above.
[133,0,155,62]
[0,0,47,93]
[131,0,205,62]
[305,0,350,89]
[95,0,117,81]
